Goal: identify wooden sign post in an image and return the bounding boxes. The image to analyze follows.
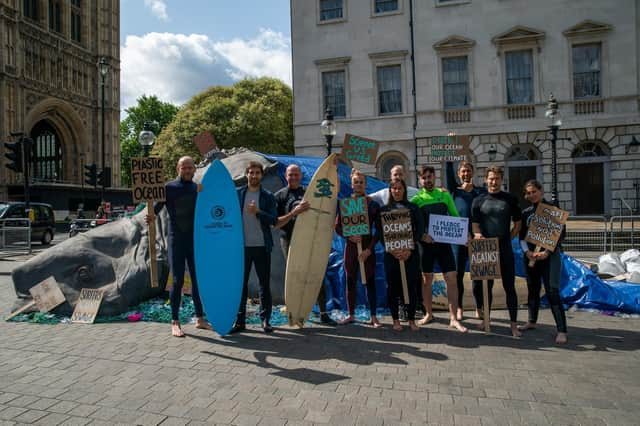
[342,134,380,165]
[380,209,414,303]
[525,203,569,267]
[71,289,105,324]
[427,135,469,164]
[340,196,370,284]
[131,157,166,287]
[5,276,66,321]
[469,238,501,333]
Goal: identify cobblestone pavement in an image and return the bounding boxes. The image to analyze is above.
[0,258,639,425]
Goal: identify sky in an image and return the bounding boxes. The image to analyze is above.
[120,0,292,113]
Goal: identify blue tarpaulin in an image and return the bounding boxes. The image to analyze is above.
[265,154,640,315]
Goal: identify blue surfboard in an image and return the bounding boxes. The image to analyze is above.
[194,160,244,336]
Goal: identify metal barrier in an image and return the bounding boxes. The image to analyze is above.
[609,215,639,252]
[563,216,609,253]
[0,218,32,256]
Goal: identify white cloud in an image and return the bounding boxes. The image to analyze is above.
[143,0,169,21]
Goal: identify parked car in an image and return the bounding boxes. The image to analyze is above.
[0,202,56,245]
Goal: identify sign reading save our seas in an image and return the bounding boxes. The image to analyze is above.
[131,157,165,203]
[380,209,414,251]
[342,134,379,165]
[340,197,369,237]
[428,214,469,246]
[525,203,569,251]
[469,238,501,280]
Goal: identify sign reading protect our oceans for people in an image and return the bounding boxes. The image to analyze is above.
[469,238,501,280]
[340,196,369,237]
[380,209,414,251]
[131,157,165,203]
[428,214,469,246]
[525,203,569,251]
[342,134,379,164]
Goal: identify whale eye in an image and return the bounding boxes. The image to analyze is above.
[76,265,94,284]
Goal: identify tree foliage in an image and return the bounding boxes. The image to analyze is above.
[119,95,179,187]
[153,77,293,179]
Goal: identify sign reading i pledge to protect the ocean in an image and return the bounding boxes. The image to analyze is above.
[342,134,380,165]
[381,209,414,303]
[71,288,104,324]
[469,238,501,281]
[340,196,370,284]
[428,214,469,246]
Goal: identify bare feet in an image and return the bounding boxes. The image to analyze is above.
[511,323,523,338]
[417,314,434,326]
[475,309,484,319]
[456,308,463,321]
[392,320,403,331]
[517,322,536,332]
[171,321,185,337]
[449,319,468,333]
[555,332,568,344]
[370,316,383,328]
[476,321,487,331]
[339,315,355,325]
[195,318,212,330]
[409,321,419,331]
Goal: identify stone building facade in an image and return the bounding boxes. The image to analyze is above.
[291,0,640,215]
[0,0,120,208]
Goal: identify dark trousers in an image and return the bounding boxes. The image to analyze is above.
[236,246,272,325]
[524,249,567,333]
[472,240,518,322]
[453,244,482,309]
[385,252,419,321]
[344,242,377,315]
[280,237,327,312]
[168,235,204,321]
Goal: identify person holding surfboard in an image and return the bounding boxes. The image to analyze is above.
[147,156,212,338]
[518,180,568,344]
[335,169,382,328]
[232,161,278,334]
[275,164,337,326]
[380,178,423,332]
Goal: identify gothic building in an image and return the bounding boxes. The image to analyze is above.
[0,0,120,209]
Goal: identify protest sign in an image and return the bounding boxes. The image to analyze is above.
[131,157,165,204]
[427,135,469,164]
[525,203,568,251]
[380,209,414,303]
[342,134,379,165]
[340,196,370,284]
[71,288,104,324]
[428,214,469,245]
[469,238,501,281]
[5,276,66,321]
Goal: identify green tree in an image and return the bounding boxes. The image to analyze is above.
[120,95,179,186]
[154,77,293,179]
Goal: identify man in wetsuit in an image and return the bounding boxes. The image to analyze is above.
[471,166,522,337]
[149,156,211,337]
[275,164,337,325]
[410,165,467,332]
[445,160,487,320]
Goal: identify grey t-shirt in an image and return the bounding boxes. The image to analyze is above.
[243,190,265,247]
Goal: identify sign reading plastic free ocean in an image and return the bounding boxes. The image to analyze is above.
[342,134,379,165]
[131,157,165,203]
[427,135,469,163]
[340,196,369,237]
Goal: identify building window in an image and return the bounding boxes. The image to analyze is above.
[23,0,38,20]
[505,50,533,104]
[31,123,64,182]
[49,0,62,33]
[377,152,407,182]
[322,70,346,118]
[320,0,343,21]
[377,65,402,114]
[71,0,82,43]
[442,56,468,109]
[573,43,601,99]
[375,0,398,13]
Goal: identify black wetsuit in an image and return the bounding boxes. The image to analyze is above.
[520,200,567,333]
[471,191,521,322]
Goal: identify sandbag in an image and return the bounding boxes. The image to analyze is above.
[597,253,626,277]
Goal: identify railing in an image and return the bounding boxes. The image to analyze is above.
[609,215,639,252]
[0,218,32,257]
[444,109,470,123]
[505,104,535,120]
[563,216,609,253]
[574,98,604,115]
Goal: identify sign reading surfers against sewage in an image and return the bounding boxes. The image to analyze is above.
[71,288,104,324]
[340,197,369,237]
[525,203,569,251]
[428,214,469,246]
[469,238,501,280]
[131,157,165,203]
[380,209,414,251]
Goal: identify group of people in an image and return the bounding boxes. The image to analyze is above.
[152,155,567,344]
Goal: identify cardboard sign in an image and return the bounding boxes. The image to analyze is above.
[342,134,379,165]
[469,238,501,280]
[71,288,104,324]
[428,214,469,246]
[193,131,217,155]
[380,209,414,252]
[427,135,469,163]
[131,157,166,203]
[339,197,369,237]
[525,203,569,251]
[29,277,66,312]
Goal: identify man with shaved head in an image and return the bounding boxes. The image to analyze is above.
[148,156,211,337]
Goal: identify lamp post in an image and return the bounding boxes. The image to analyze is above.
[320,108,336,157]
[138,122,156,157]
[98,57,109,201]
[545,93,563,207]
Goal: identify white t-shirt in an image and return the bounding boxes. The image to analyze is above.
[369,186,419,206]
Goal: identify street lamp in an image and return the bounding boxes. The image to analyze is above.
[545,93,563,207]
[320,108,336,157]
[138,122,156,157]
[98,56,109,201]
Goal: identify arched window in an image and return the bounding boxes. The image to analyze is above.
[571,140,609,157]
[376,151,407,182]
[30,122,64,182]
